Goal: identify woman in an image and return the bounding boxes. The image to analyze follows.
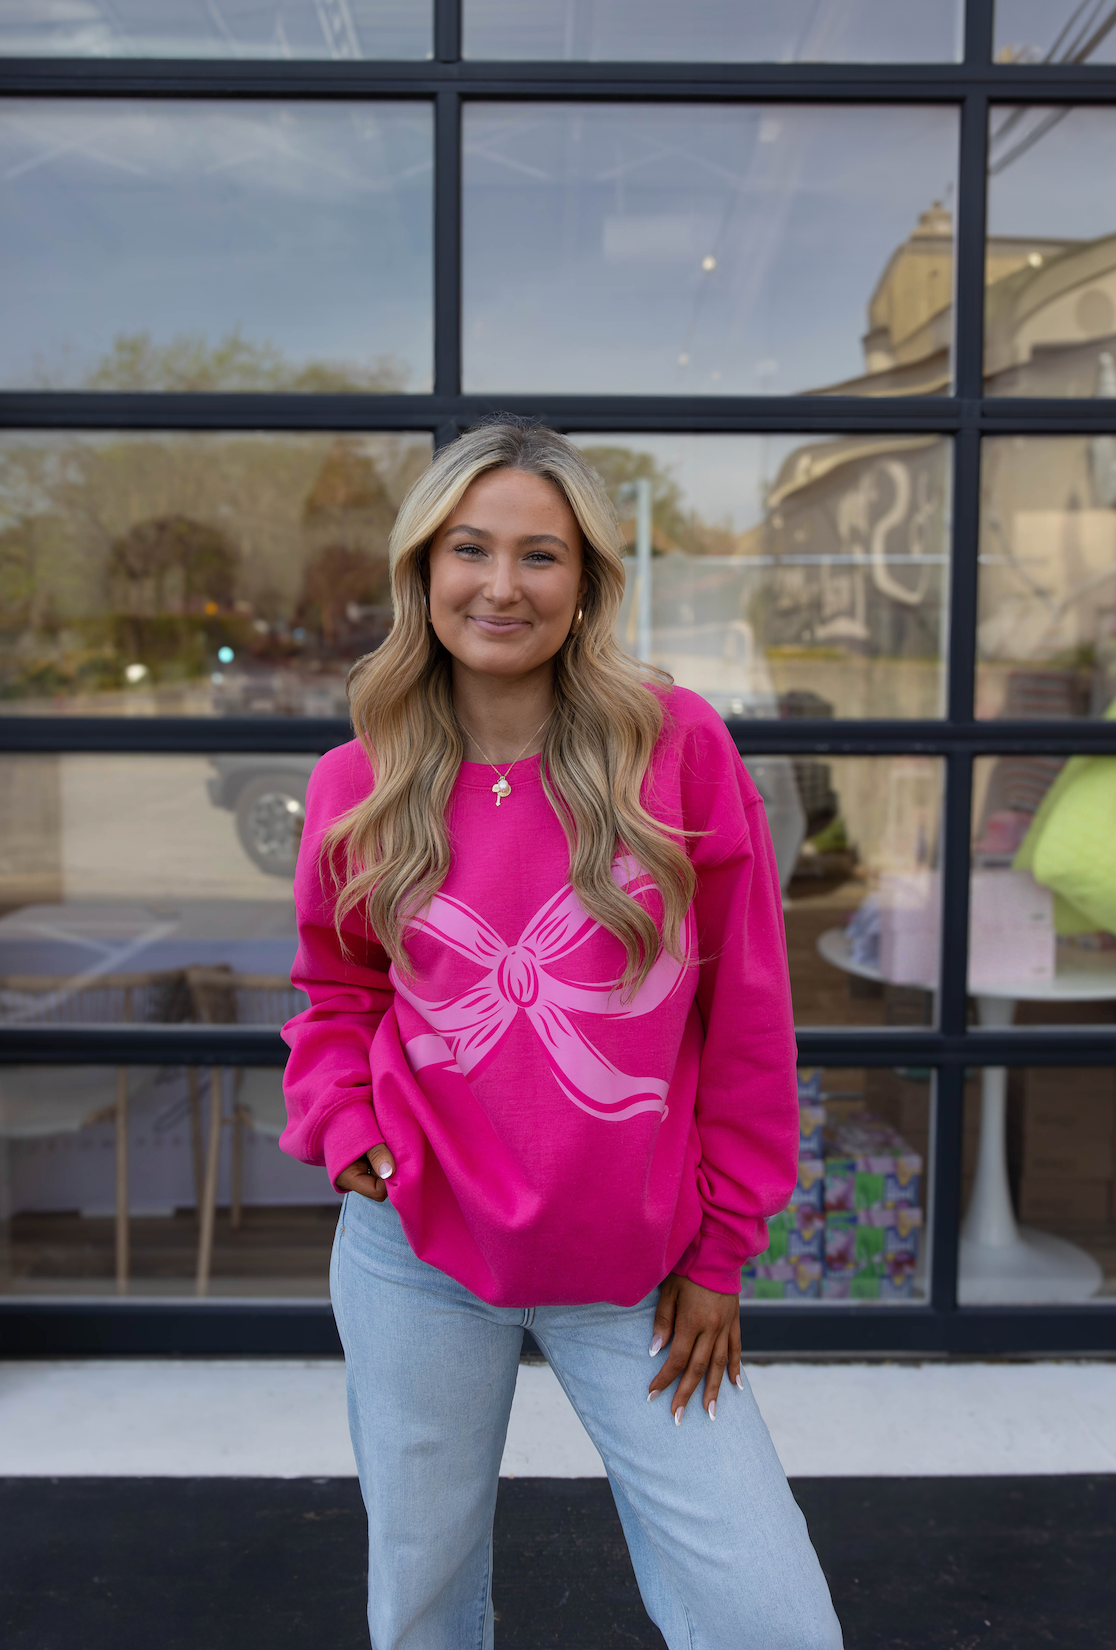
[280,421,842,1650]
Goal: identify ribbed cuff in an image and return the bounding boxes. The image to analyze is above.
[675,1223,765,1296]
[320,1094,386,1192]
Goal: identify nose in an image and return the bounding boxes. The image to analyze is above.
[484,549,521,607]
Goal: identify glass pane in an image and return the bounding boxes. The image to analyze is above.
[576,433,950,719]
[985,106,1116,396]
[971,754,1116,1026]
[0,101,433,392]
[0,752,310,1024]
[757,754,944,1028]
[995,1,1116,65]
[463,103,959,397]
[0,2,431,59]
[957,1063,1114,1307]
[465,0,962,62]
[978,436,1116,718]
[0,1063,337,1299]
[0,431,431,714]
[742,1065,932,1306]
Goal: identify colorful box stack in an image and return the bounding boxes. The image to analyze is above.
[741,1069,827,1299]
[821,1114,923,1300]
[797,1067,826,1161]
[787,1158,825,1212]
[739,1260,822,1301]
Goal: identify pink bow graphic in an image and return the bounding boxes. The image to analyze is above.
[390,858,693,1122]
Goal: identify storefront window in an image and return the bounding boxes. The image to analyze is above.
[2,5,1114,1350]
[985,106,1116,396]
[464,0,963,62]
[0,431,431,714]
[575,433,950,720]
[462,103,959,396]
[978,436,1116,719]
[0,2,432,61]
[0,1063,336,1299]
[0,101,433,392]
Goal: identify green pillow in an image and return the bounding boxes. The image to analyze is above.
[1014,697,1116,935]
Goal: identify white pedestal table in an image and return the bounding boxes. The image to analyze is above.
[817,927,1115,1305]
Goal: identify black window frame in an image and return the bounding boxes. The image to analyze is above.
[2,0,1116,1357]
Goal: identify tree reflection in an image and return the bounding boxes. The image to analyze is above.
[0,342,429,711]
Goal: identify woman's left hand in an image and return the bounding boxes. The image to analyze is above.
[647,1272,742,1424]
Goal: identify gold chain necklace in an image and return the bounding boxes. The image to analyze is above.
[461,711,552,807]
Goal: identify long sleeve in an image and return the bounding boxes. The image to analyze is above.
[279,743,396,1188]
[669,710,800,1294]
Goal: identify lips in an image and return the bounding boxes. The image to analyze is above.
[468,615,530,635]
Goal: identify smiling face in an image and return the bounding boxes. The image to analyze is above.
[426,467,587,683]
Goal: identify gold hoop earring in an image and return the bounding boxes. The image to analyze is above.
[571,606,584,636]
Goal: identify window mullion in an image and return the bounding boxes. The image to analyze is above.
[964,0,995,68]
[434,0,461,65]
[929,1064,964,1312]
[434,89,462,401]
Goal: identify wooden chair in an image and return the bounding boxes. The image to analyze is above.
[184,968,304,1295]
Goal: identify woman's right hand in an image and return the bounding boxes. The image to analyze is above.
[337,1145,396,1202]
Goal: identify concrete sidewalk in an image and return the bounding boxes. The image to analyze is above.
[3,1357,1114,1478]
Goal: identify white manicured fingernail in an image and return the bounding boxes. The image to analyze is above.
[735,1374,744,1390]
[648,1335,663,1357]
[707,1401,716,1421]
[376,1163,392,1179]
[674,1405,685,1426]
[647,1388,661,1402]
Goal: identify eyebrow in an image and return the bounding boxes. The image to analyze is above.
[444,524,570,551]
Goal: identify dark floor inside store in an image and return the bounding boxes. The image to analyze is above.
[2,1474,1114,1649]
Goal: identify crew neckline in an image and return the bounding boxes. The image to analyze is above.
[455,752,544,790]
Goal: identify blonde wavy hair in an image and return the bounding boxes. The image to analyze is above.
[324,419,695,991]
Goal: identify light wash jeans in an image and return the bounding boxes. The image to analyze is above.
[331,1190,843,1650]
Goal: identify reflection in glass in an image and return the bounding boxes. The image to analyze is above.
[995,1,1116,66]
[971,752,1116,1029]
[0,431,431,714]
[464,0,962,62]
[0,1063,337,1299]
[463,104,959,396]
[577,433,950,719]
[0,101,433,392]
[0,752,309,1029]
[978,437,1116,718]
[0,745,941,1033]
[985,107,1116,395]
[0,1,431,59]
[744,754,944,1029]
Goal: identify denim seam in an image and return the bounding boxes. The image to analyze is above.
[530,1328,696,1650]
[329,1194,349,1344]
[474,1526,494,1650]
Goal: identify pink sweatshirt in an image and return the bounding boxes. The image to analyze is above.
[280,686,799,1307]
